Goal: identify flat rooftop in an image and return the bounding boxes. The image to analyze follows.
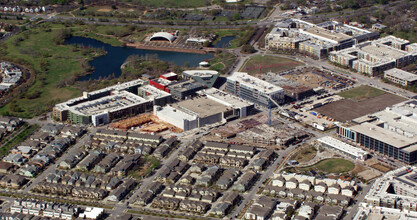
[162,72,177,78]
[385,68,417,82]
[199,88,254,108]
[183,70,219,78]
[138,85,171,99]
[89,79,144,96]
[360,44,407,60]
[168,80,203,92]
[303,26,351,43]
[228,72,284,94]
[155,105,196,121]
[350,122,417,148]
[70,90,148,116]
[152,78,173,86]
[318,136,368,157]
[172,96,231,117]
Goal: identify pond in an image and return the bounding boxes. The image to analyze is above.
[213,36,236,48]
[66,36,214,81]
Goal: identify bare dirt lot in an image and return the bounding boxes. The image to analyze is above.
[314,93,406,122]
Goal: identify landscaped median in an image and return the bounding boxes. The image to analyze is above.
[127,209,207,220]
[0,123,39,156]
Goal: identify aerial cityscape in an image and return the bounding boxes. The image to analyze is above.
[0,0,416,219]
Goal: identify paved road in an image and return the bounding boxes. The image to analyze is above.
[230,143,298,219]
[344,183,372,220]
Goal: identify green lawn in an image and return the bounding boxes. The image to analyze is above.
[0,24,102,118]
[242,55,304,75]
[338,85,386,101]
[300,158,355,174]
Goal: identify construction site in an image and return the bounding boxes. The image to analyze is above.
[110,113,183,134]
[281,67,355,91]
[205,113,310,149]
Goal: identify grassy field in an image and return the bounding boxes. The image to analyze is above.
[0,24,103,118]
[208,51,237,74]
[291,146,317,163]
[300,158,355,174]
[338,85,386,101]
[241,55,304,75]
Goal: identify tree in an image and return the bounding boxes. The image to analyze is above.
[52,29,72,45]
[232,13,241,21]
[241,44,256,53]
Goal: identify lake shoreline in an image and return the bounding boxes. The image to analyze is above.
[125,43,209,54]
[65,36,214,81]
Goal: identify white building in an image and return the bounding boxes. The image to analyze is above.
[365,166,417,212]
[384,68,417,86]
[318,136,369,160]
[226,72,285,108]
[198,88,254,118]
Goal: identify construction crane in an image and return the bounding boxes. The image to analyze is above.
[245,62,301,79]
[268,99,272,127]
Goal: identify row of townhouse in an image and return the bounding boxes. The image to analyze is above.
[44,169,123,189]
[271,173,357,197]
[156,158,189,184]
[73,151,140,177]
[9,199,78,220]
[177,140,202,162]
[210,192,241,217]
[136,182,164,206]
[160,184,219,203]
[263,185,352,206]
[0,117,23,141]
[3,136,72,178]
[32,183,108,200]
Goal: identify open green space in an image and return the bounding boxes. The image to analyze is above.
[299,158,355,174]
[242,55,304,75]
[338,85,386,101]
[128,155,160,179]
[0,124,39,156]
[208,51,237,74]
[0,23,104,118]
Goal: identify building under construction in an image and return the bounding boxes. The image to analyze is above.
[236,123,310,146]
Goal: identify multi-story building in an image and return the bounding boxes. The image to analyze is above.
[337,100,417,164]
[53,79,154,126]
[197,88,254,118]
[182,70,220,88]
[330,36,417,76]
[384,68,417,86]
[318,136,369,160]
[265,19,378,58]
[154,88,253,131]
[137,84,172,106]
[168,80,204,100]
[365,166,417,212]
[226,72,285,107]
